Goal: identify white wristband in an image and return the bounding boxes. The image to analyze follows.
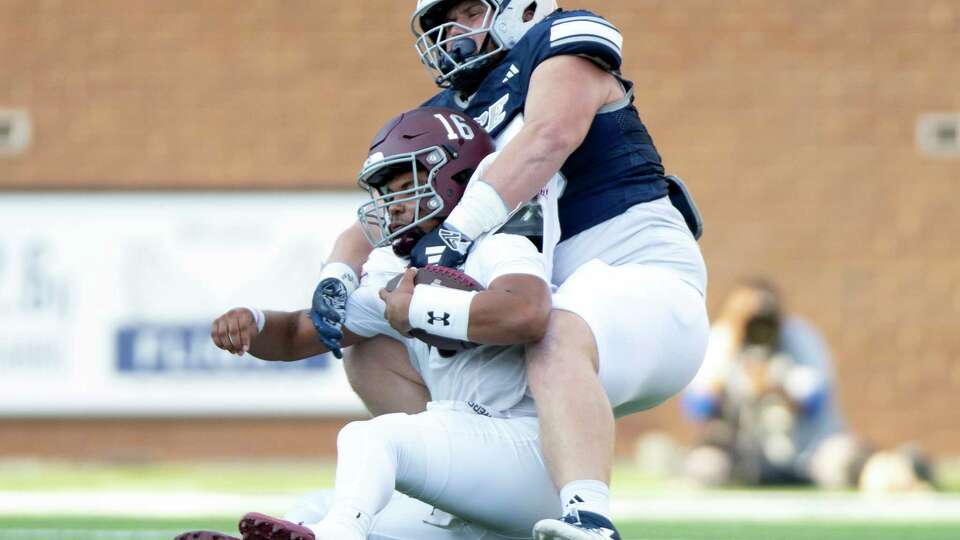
[243,306,266,333]
[408,284,477,342]
[444,179,511,240]
[320,261,359,295]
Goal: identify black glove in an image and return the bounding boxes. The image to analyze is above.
[409,222,474,269]
[309,277,349,359]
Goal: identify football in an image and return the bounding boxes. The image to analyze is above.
[385,264,485,353]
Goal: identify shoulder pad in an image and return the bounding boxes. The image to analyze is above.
[518,9,623,72]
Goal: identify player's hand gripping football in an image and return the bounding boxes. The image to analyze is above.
[409,222,473,269]
[379,268,417,336]
[210,307,259,356]
[310,277,350,359]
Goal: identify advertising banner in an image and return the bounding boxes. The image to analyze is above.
[0,192,370,417]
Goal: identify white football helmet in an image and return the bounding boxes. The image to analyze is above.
[412,0,558,90]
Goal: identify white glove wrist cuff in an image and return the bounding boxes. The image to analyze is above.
[320,262,359,295]
[408,284,477,342]
[444,179,510,240]
[243,306,266,333]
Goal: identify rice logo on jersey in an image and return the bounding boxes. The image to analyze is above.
[427,311,451,327]
[473,94,510,133]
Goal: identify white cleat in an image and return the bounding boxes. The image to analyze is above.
[533,510,622,540]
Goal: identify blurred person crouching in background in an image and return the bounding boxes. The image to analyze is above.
[680,277,865,488]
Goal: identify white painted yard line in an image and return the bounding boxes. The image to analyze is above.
[612,491,960,523]
[0,531,682,540]
[0,530,188,540]
[1,490,960,523]
[0,491,291,518]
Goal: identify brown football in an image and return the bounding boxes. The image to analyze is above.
[384,264,484,353]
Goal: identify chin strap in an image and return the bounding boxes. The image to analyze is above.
[440,36,498,93]
[438,37,479,74]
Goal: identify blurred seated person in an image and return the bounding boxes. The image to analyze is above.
[681,277,852,487]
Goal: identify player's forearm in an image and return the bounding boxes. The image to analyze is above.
[480,56,605,210]
[249,310,327,361]
[467,287,551,345]
[329,222,375,277]
[481,121,580,210]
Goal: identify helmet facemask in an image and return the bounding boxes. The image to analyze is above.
[412,0,560,91]
[413,0,505,92]
[357,147,451,257]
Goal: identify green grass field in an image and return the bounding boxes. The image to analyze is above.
[2,461,959,540]
[0,461,336,494]
[1,517,958,540]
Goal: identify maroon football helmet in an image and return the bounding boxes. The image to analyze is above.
[357,106,495,256]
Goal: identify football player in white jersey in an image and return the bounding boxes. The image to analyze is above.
[193,108,563,540]
[310,2,710,539]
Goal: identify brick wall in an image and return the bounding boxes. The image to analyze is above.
[1,0,958,456]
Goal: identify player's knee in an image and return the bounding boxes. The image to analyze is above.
[365,413,421,448]
[338,417,406,454]
[336,420,375,452]
[337,415,416,468]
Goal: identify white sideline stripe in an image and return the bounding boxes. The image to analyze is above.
[612,491,960,523]
[0,491,292,518]
[0,529,186,540]
[2,491,960,523]
[550,20,623,51]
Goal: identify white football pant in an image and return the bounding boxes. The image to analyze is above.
[287,490,534,540]
[551,197,710,416]
[291,406,557,539]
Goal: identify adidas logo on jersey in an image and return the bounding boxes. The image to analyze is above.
[501,64,520,84]
[425,245,445,264]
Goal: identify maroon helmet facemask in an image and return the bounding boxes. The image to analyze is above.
[357,107,495,257]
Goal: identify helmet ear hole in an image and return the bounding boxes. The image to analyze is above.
[522,2,538,22]
[451,168,474,185]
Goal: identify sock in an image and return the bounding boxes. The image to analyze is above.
[560,479,611,521]
[307,503,371,540]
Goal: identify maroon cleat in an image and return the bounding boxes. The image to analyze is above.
[238,512,316,540]
[174,532,240,540]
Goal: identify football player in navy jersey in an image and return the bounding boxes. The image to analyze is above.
[311,2,710,539]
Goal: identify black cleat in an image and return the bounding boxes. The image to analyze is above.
[174,532,240,540]
[238,512,316,540]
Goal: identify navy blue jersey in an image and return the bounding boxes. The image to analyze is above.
[423,9,668,241]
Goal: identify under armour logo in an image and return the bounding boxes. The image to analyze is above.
[427,311,451,326]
